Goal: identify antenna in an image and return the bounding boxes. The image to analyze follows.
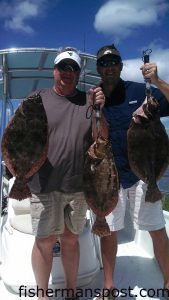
[83,32,86,92]
[83,32,86,53]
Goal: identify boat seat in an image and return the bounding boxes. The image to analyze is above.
[12,198,30,215]
[10,214,33,234]
[9,197,32,234]
[8,177,31,216]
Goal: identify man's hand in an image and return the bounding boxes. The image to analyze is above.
[140,62,159,85]
[88,86,105,108]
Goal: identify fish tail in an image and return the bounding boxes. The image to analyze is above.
[145,183,162,203]
[9,177,32,201]
[92,217,111,237]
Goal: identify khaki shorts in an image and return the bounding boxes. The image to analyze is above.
[30,191,88,237]
[104,180,165,232]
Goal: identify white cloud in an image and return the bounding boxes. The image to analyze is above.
[94,0,169,42]
[121,47,169,83]
[0,0,47,34]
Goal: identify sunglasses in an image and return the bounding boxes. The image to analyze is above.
[56,62,80,72]
[97,59,121,67]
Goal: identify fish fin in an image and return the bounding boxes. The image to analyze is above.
[9,177,32,201]
[145,185,162,203]
[92,217,111,237]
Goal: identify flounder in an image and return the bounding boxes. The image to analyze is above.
[1,93,48,200]
[127,96,169,202]
[84,112,119,237]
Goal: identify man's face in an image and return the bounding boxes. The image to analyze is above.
[54,59,81,88]
[97,55,123,83]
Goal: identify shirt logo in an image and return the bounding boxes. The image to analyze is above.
[129,100,138,104]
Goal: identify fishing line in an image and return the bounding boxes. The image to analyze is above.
[142,48,152,98]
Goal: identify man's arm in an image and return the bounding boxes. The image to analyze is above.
[140,62,169,102]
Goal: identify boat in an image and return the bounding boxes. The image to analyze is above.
[0,48,169,300]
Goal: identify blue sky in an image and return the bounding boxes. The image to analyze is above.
[0,0,169,83]
[0,0,169,56]
[1,0,169,126]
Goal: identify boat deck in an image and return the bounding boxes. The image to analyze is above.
[0,228,166,300]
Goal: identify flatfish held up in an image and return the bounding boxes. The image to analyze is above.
[127,96,169,202]
[84,112,119,237]
[1,93,48,200]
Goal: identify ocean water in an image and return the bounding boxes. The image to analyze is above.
[158,118,169,194]
[158,167,169,195]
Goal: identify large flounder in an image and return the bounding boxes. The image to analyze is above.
[1,93,48,200]
[127,96,169,202]
[83,112,119,237]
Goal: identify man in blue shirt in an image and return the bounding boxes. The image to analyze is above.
[94,44,169,299]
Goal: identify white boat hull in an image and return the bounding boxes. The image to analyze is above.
[0,195,100,294]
